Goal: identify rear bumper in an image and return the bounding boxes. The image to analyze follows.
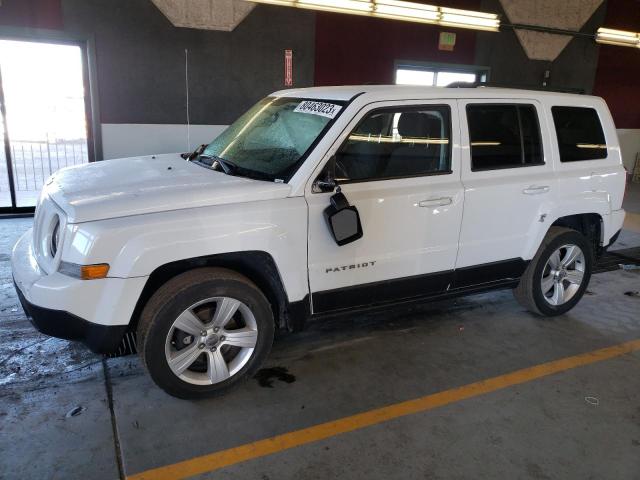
[605,229,621,249]
[607,209,625,243]
[14,279,127,354]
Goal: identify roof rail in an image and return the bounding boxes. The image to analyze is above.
[446,81,585,95]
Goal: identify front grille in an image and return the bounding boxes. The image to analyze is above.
[31,193,66,275]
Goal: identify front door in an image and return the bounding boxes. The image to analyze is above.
[306,100,464,314]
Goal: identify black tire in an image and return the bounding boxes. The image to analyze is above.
[514,227,593,317]
[137,267,274,399]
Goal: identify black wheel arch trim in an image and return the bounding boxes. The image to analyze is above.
[129,251,308,334]
[550,212,604,257]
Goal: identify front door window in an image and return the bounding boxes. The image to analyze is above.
[335,105,452,183]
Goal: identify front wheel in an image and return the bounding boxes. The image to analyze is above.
[514,227,593,316]
[137,268,274,399]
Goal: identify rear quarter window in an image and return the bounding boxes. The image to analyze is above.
[551,106,607,162]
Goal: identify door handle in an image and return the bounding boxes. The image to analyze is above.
[522,185,550,195]
[419,197,453,207]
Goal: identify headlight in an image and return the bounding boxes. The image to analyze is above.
[49,215,60,258]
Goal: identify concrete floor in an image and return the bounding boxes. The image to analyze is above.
[1,186,640,479]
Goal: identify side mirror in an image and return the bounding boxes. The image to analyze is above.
[313,155,338,193]
[314,178,337,193]
[323,191,363,246]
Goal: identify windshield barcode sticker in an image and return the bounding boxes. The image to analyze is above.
[294,101,342,119]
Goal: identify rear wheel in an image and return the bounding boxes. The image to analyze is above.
[514,227,592,316]
[137,268,274,399]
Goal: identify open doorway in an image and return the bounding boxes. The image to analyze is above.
[0,39,92,212]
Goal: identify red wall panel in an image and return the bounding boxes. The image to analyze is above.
[0,0,63,30]
[592,0,640,128]
[314,1,480,86]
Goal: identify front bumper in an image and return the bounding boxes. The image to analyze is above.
[11,228,147,353]
[14,281,127,354]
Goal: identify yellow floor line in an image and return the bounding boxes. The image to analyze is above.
[128,338,640,480]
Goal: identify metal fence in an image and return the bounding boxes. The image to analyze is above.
[9,139,88,192]
[0,139,88,207]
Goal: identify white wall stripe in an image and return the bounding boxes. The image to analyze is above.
[617,129,640,172]
[101,124,227,160]
[101,124,640,176]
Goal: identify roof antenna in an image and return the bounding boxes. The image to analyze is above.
[185,48,191,152]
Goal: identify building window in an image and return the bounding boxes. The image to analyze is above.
[467,104,544,171]
[395,63,488,87]
[551,107,607,162]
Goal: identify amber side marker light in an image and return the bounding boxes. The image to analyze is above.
[59,262,110,280]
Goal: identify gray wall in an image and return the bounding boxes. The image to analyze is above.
[7,0,626,160]
[62,0,316,125]
[475,0,606,93]
[60,0,609,126]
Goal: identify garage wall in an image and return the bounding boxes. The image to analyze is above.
[61,0,316,158]
[62,0,315,126]
[593,0,640,171]
[314,0,606,94]
[313,0,638,171]
[0,0,63,30]
[314,0,479,86]
[475,0,606,93]
[1,0,638,167]
[0,0,315,159]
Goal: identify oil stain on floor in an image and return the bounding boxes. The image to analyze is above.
[254,366,296,388]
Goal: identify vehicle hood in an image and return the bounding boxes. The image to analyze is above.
[44,154,292,223]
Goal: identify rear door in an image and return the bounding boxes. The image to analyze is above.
[305,100,464,313]
[455,99,556,287]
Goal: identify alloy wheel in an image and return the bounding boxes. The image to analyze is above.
[164,297,258,385]
[541,244,585,306]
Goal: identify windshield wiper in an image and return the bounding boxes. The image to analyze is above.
[196,154,238,176]
[181,144,207,160]
[195,154,278,182]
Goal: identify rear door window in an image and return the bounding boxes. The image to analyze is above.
[551,106,607,162]
[467,104,544,171]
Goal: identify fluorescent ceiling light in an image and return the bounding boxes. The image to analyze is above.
[243,0,500,32]
[439,7,500,32]
[299,0,373,13]
[255,0,372,13]
[596,27,640,48]
[374,0,439,24]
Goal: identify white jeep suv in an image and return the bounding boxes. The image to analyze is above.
[12,85,626,398]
